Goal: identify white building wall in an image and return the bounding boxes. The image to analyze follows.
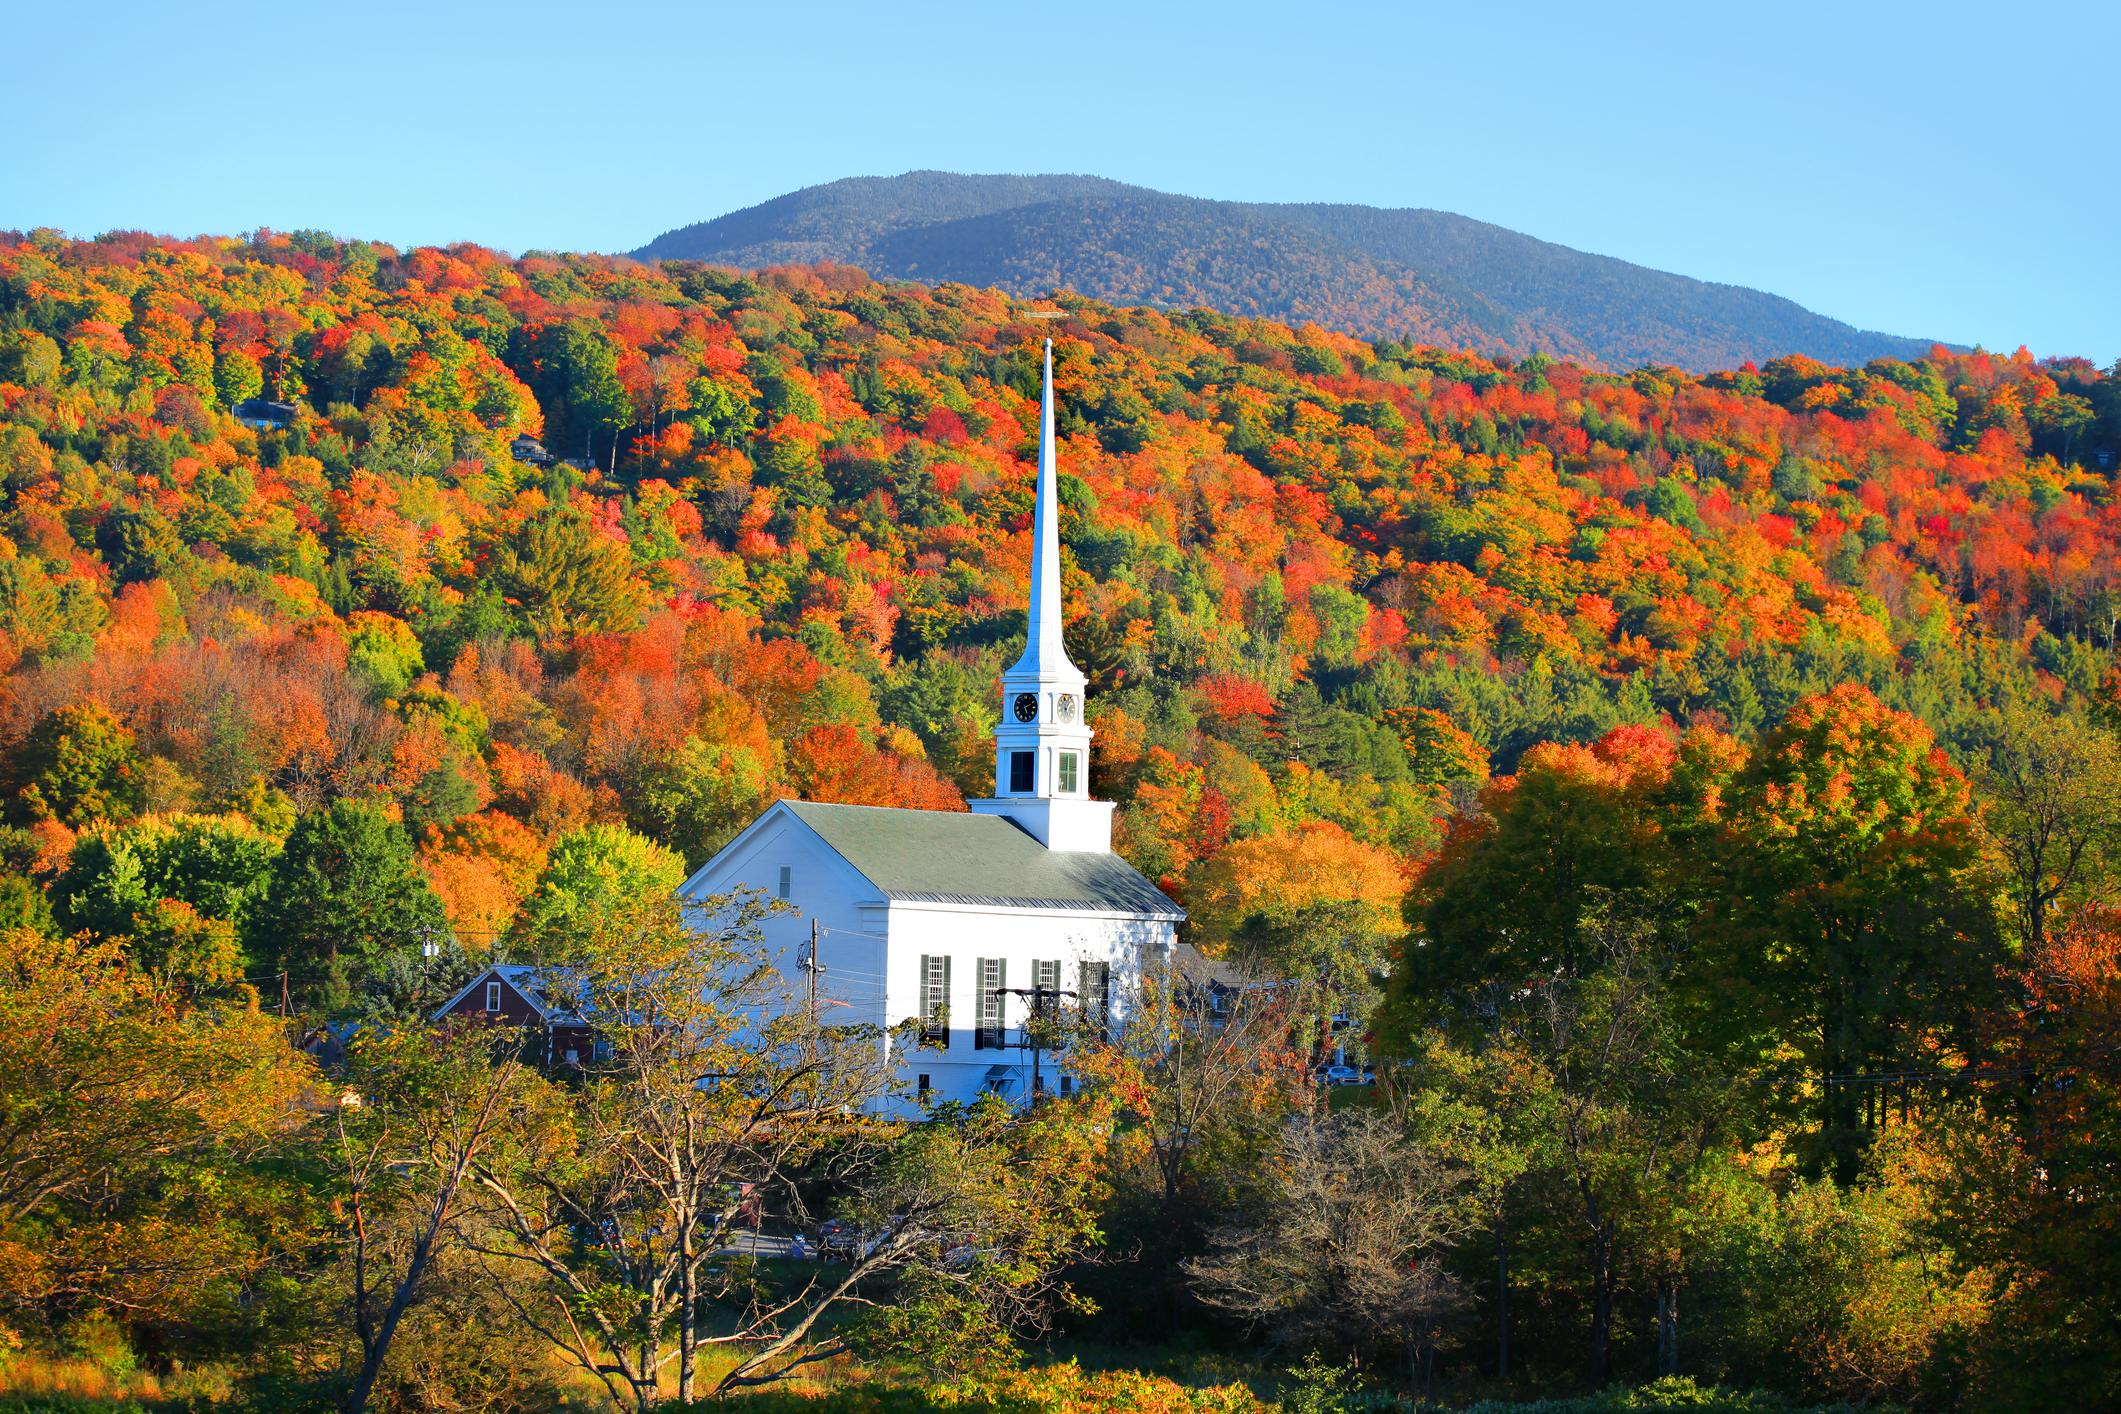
[681,811,890,1027]
[879,902,1173,1112]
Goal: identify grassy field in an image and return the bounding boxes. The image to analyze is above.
[0,1343,1904,1414]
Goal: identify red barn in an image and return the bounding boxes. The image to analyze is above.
[432,964,598,1068]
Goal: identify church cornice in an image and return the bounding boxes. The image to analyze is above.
[879,891,1185,922]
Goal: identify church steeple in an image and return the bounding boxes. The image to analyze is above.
[1015,340,1075,680]
[967,337,1113,852]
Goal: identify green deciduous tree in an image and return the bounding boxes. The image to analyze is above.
[621,736,775,869]
[484,503,643,638]
[513,821,684,951]
[343,611,425,699]
[0,557,109,660]
[509,319,629,464]
[1970,701,2121,948]
[252,800,447,983]
[13,703,149,829]
[213,347,264,408]
[1381,725,1736,1040]
[0,929,310,1320]
[54,812,281,938]
[328,1021,549,1414]
[840,1092,1115,1376]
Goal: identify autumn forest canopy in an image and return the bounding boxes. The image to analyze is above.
[0,222,2118,1414]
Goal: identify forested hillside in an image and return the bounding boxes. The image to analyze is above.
[634,172,1149,267]
[1,224,2119,1410]
[1249,202,1946,372]
[633,172,1958,372]
[0,225,2113,943]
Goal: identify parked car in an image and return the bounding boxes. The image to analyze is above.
[814,1220,861,1261]
[1320,1064,1363,1086]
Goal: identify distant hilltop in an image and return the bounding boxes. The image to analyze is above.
[633,172,1960,375]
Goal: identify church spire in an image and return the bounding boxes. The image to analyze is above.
[1015,339,1076,677]
[966,333,1112,852]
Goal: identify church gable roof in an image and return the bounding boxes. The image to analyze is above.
[781,801,1184,920]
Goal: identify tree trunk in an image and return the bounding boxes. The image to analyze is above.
[1496,1222,1510,1382]
[638,1293,659,1411]
[679,1226,696,1404]
[344,1191,453,1414]
[1589,1221,1613,1384]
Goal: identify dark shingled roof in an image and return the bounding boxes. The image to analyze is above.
[782,800,1184,919]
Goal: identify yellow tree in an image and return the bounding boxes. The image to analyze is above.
[1190,821,1406,1067]
[1970,701,2121,949]
[1187,820,1404,954]
[0,930,310,1326]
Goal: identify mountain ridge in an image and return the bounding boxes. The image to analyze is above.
[631,172,1956,373]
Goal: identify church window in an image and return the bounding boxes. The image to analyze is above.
[919,954,951,1047]
[975,958,1007,1049]
[1079,961,1109,1041]
[1057,751,1079,793]
[918,1074,931,1095]
[777,866,791,899]
[1009,751,1035,792]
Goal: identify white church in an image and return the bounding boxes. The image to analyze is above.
[676,340,1185,1108]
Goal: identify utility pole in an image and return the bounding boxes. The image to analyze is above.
[996,984,1075,1102]
[799,920,825,1022]
[418,926,438,1011]
[279,970,289,1019]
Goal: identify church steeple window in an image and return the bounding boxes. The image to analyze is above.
[1057,752,1079,794]
[1009,752,1035,792]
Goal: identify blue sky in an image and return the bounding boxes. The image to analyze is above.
[7,0,2113,364]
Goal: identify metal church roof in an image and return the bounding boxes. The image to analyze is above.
[779,800,1184,920]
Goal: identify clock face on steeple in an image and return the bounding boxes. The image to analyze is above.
[1056,693,1077,723]
[1013,692,1040,723]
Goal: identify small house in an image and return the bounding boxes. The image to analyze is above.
[231,399,298,430]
